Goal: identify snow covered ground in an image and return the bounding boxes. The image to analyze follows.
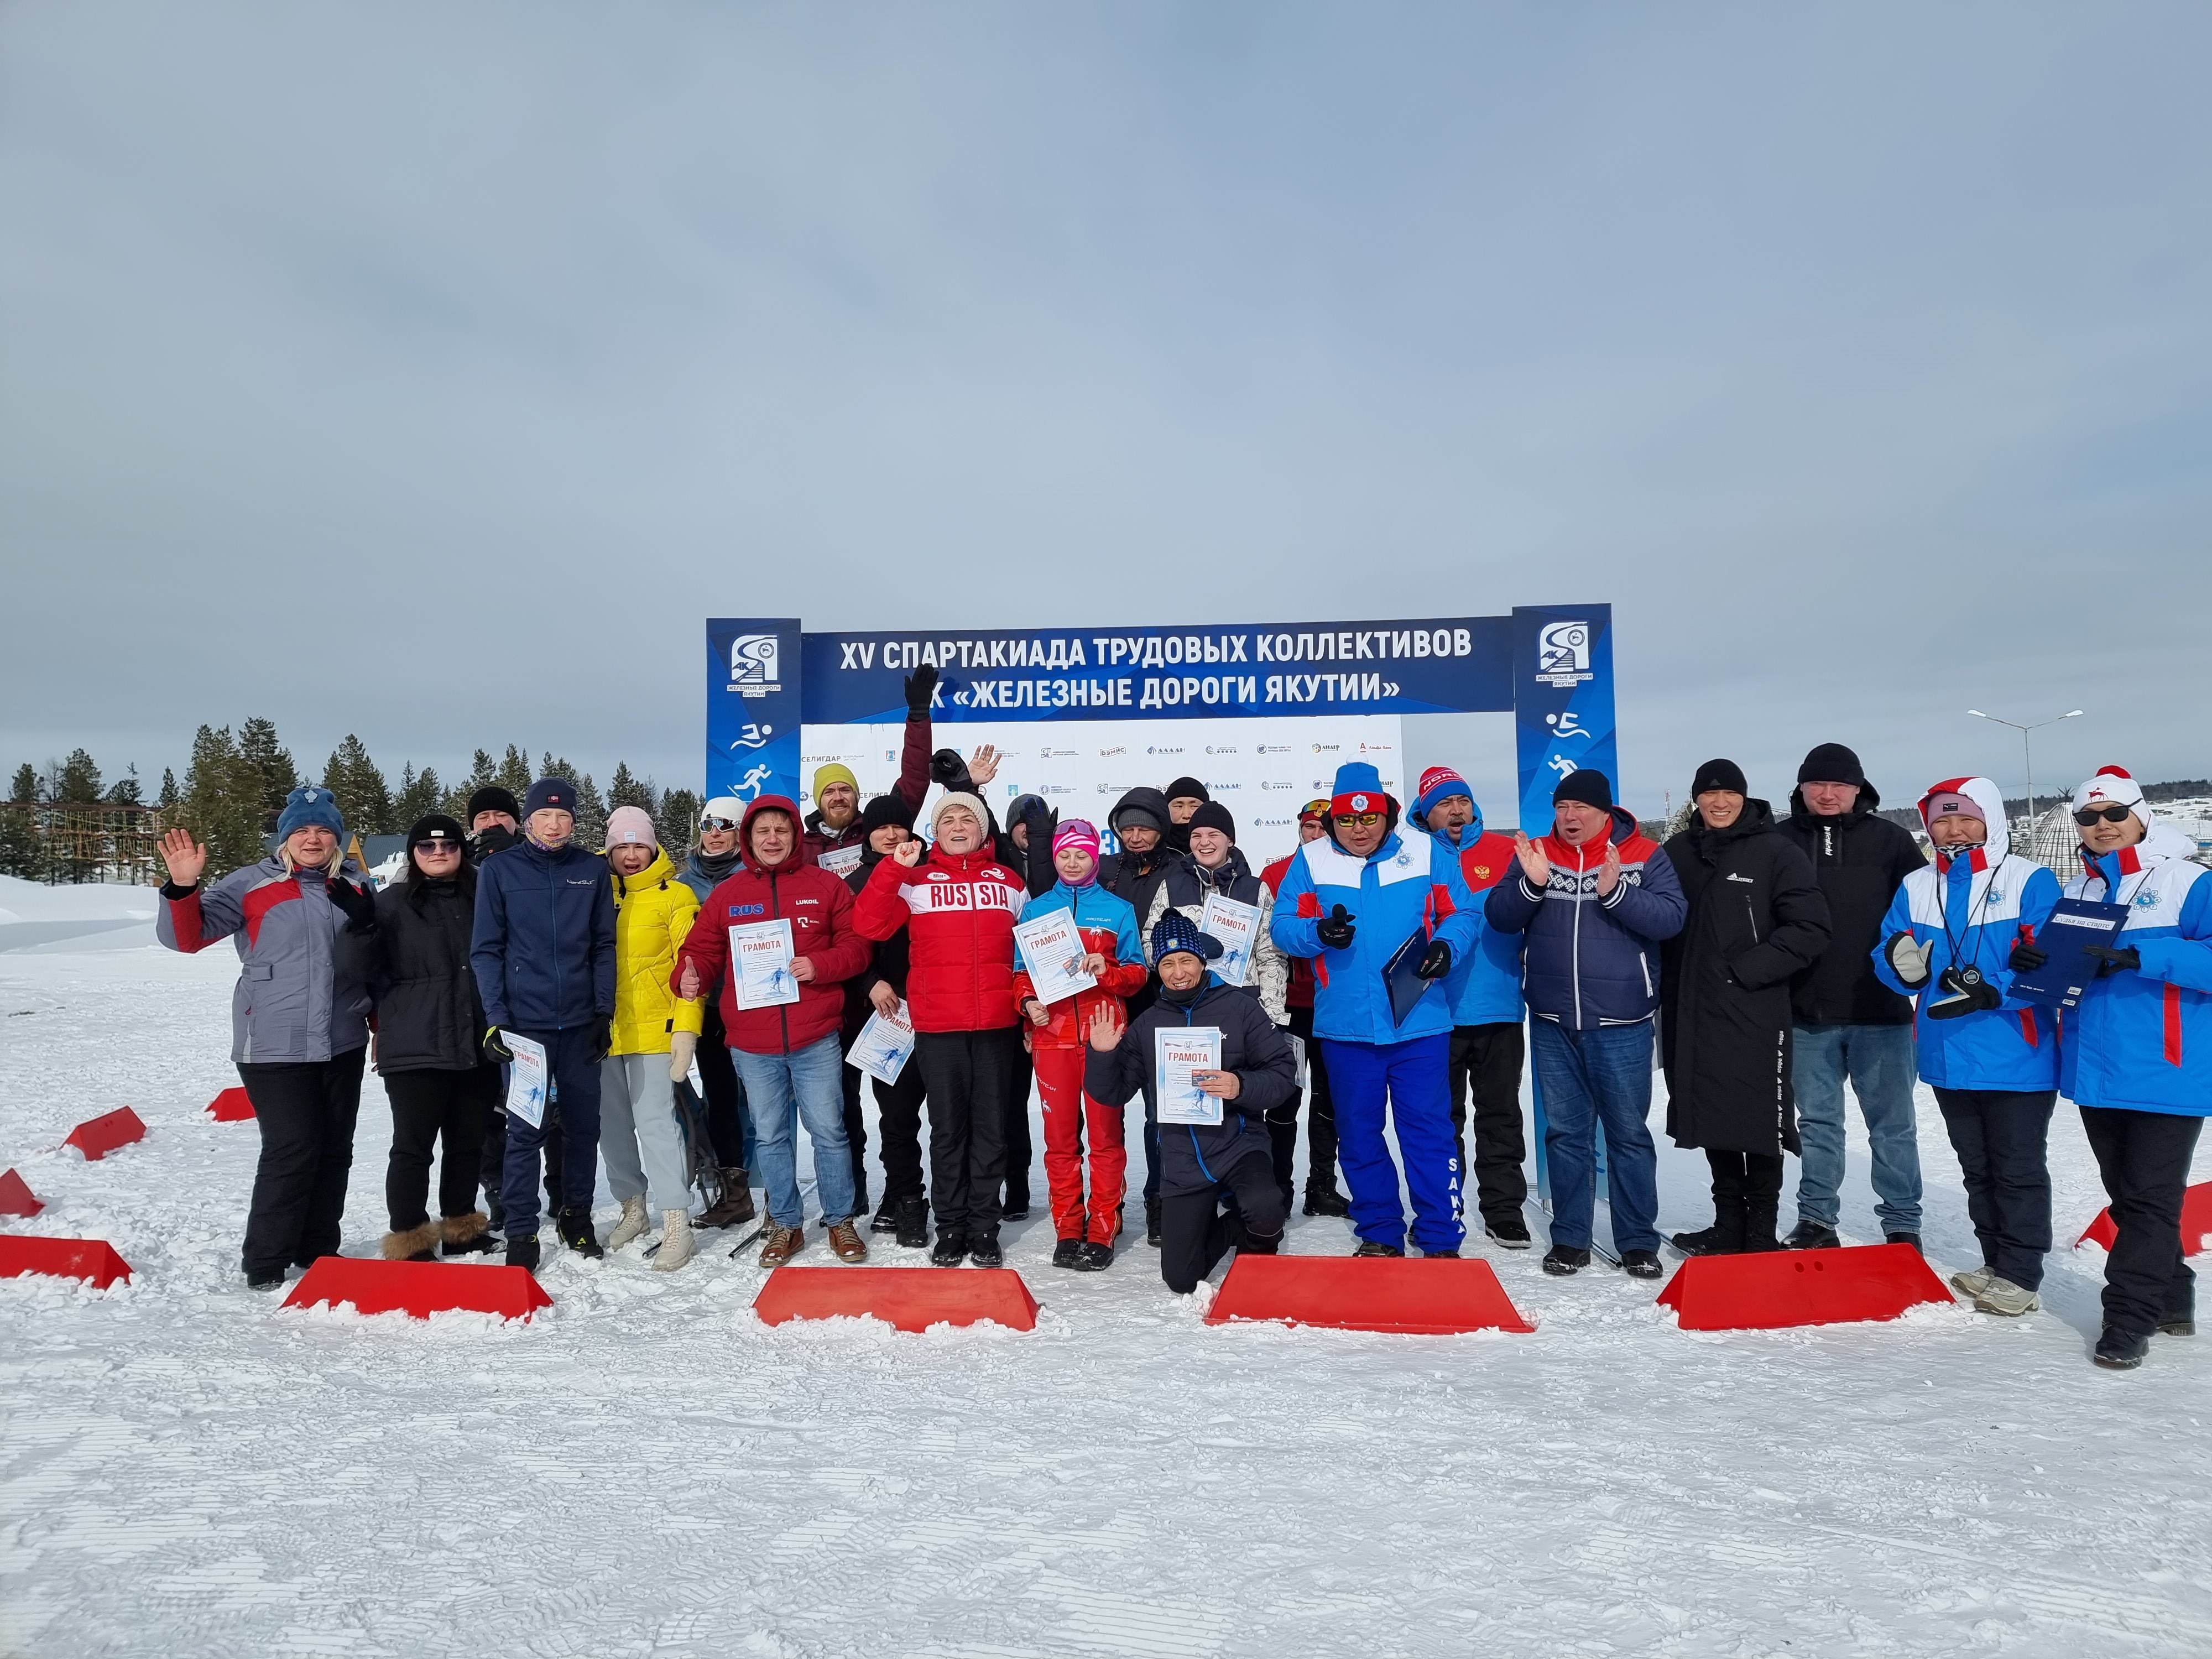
[4,941,2211,1658]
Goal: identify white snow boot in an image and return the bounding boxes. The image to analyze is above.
[652,1209,695,1272]
[608,1194,650,1251]
[1973,1275,2039,1317]
[1949,1265,1995,1299]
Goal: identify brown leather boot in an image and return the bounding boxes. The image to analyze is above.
[827,1220,868,1263]
[700,1170,756,1229]
[759,1224,805,1267]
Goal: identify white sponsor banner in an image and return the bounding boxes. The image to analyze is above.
[801,714,1402,868]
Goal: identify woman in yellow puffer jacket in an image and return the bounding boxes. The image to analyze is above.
[600,807,707,1268]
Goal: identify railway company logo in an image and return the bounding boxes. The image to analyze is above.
[1535,620,1594,688]
[728,633,782,696]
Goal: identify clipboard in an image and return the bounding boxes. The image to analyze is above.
[1382,928,1437,1027]
[2010,898,2132,1010]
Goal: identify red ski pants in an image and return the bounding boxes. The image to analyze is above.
[1033,1043,1127,1243]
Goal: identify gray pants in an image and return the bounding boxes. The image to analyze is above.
[599,1053,691,1215]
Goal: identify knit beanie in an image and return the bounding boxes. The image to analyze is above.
[1796,743,1866,788]
[1187,801,1237,841]
[1164,776,1209,806]
[1921,784,1987,828]
[1150,910,1223,964]
[930,791,989,838]
[1412,766,1474,828]
[604,805,657,850]
[1052,818,1102,863]
[1691,758,1749,798]
[524,777,577,819]
[2071,765,2146,814]
[813,763,858,803]
[406,813,466,849]
[1552,769,1613,810]
[275,785,346,842]
[465,785,521,824]
[860,793,916,836]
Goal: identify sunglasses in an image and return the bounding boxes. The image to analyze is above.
[700,817,738,832]
[415,838,461,853]
[2073,805,2133,826]
[1333,811,1383,828]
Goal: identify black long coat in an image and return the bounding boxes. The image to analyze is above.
[1659,802,1832,1155]
[371,872,488,1073]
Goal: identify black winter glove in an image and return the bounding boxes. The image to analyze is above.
[483,1026,513,1063]
[2083,943,2142,978]
[1316,904,1356,950]
[325,877,378,935]
[929,747,968,787]
[2008,931,2048,973]
[1926,967,2004,1020]
[591,1015,614,1062]
[904,663,939,717]
[1416,940,1453,980]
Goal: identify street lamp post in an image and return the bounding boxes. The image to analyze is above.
[1966,708,2085,835]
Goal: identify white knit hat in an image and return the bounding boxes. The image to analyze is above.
[930,791,989,838]
[2071,766,2146,814]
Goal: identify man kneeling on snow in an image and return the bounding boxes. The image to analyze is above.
[1084,913,1297,1295]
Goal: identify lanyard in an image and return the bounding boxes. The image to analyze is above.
[1933,846,2006,986]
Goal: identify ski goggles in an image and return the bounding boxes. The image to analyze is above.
[700,815,740,831]
[2073,805,2133,826]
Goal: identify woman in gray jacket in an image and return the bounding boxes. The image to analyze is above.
[158,785,380,1290]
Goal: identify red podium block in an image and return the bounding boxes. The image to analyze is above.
[281,1257,552,1321]
[0,1235,132,1289]
[0,1168,43,1218]
[2076,1181,2212,1256]
[752,1265,1039,1333]
[206,1087,255,1122]
[1656,1243,1953,1331]
[64,1107,147,1161]
[1203,1254,1536,1335]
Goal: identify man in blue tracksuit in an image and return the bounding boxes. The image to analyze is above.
[1483,770,1687,1278]
[471,776,618,1270]
[1270,763,1480,1257]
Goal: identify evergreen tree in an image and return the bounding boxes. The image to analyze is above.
[393,763,444,826]
[497,745,534,799]
[54,748,102,803]
[107,764,143,806]
[237,717,298,822]
[185,724,264,877]
[9,763,36,804]
[577,774,608,848]
[322,735,394,836]
[608,761,656,814]
[157,767,180,811]
[657,787,702,852]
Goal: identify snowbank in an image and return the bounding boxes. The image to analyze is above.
[0,874,159,953]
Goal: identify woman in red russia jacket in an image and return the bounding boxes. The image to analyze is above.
[674,796,873,1267]
[853,790,1027,1267]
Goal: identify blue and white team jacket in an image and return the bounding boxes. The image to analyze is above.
[2060,821,2212,1117]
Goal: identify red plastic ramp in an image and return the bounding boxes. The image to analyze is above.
[1656,1243,1953,1331]
[753,1265,1039,1333]
[1,1235,132,1289]
[1203,1254,1535,1334]
[206,1086,255,1122]
[281,1258,552,1321]
[2076,1181,2212,1256]
[0,1167,43,1218]
[64,1107,147,1161]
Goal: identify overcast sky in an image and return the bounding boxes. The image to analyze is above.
[3,3,2207,823]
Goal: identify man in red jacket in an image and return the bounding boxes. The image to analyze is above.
[854,790,1027,1267]
[1259,800,1350,1217]
[676,796,874,1268]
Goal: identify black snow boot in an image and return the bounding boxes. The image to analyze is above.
[930,1232,968,1267]
[1052,1238,1084,1270]
[870,1197,901,1234]
[557,1209,604,1259]
[505,1235,541,1272]
[1885,1232,1923,1254]
[1484,1214,1532,1249]
[894,1196,930,1250]
[1352,1238,1405,1258]
[1741,1196,1784,1254]
[1074,1240,1114,1271]
[2094,1326,2150,1370]
[967,1233,1004,1268]
[1621,1249,1664,1280]
[1145,1198,1162,1247]
[1302,1183,1352,1217]
[1784,1218,1841,1250]
[1542,1245,1592,1276]
[1672,1197,1746,1257]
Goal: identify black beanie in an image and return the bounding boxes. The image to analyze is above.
[466,785,520,823]
[860,793,916,836]
[1797,743,1866,788]
[1691,758,1749,797]
[1187,801,1237,841]
[1164,775,1209,805]
[1552,769,1613,810]
[406,812,467,848]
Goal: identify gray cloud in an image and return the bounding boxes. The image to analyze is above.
[3,2,2207,820]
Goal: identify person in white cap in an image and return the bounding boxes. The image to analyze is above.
[2047,766,2212,1369]
[675,796,757,1228]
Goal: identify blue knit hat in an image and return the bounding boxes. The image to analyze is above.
[524,776,578,818]
[275,784,345,842]
[1150,911,1223,963]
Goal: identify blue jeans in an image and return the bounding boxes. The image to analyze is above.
[1531,1019,1659,1255]
[732,1034,855,1228]
[1792,1023,1922,1234]
[1321,1033,1462,1253]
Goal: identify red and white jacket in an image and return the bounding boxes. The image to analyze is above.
[853,845,1026,1034]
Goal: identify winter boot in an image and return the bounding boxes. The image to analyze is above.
[441,1212,498,1256]
[1145,1198,1163,1248]
[246,1269,288,1292]
[506,1235,541,1272]
[968,1233,1004,1267]
[870,1197,901,1234]
[894,1196,930,1250]
[930,1231,968,1267]
[827,1220,868,1263]
[1542,1245,1592,1276]
[1784,1218,1841,1250]
[1974,1276,2039,1317]
[1949,1265,1996,1298]
[759,1225,805,1267]
[380,1219,443,1263]
[558,1208,605,1259]
[1886,1232,1923,1254]
[1740,1196,1783,1254]
[1302,1182,1352,1218]
[608,1194,650,1251]
[1484,1214,1532,1249]
[652,1210,695,1272]
[1052,1238,1084,1270]
[1352,1238,1405,1258]
[1074,1240,1115,1271]
[1419,1246,1462,1259]
[1671,1196,1746,1258]
[2094,1326,2150,1369]
[699,1170,755,1229]
[1621,1249,1664,1280]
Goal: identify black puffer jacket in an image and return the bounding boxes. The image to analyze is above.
[1776,786,1927,1027]
[1659,802,1832,1155]
[371,869,487,1073]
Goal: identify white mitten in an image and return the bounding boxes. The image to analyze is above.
[1885,931,1933,989]
[668,1029,698,1084]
